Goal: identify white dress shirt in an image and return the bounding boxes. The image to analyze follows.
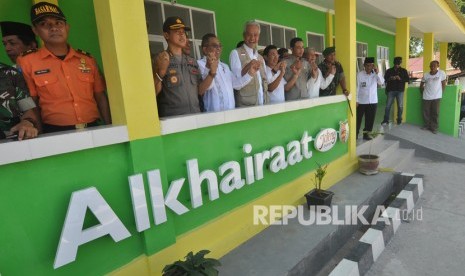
[229,44,266,105]
[306,68,334,99]
[197,57,235,112]
[356,70,384,104]
[265,66,286,103]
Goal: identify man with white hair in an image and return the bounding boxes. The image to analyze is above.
[229,20,268,107]
[305,47,335,99]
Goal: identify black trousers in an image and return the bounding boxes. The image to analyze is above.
[356,103,377,137]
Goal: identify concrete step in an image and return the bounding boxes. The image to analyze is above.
[218,172,418,276]
[356,136,399,158]
[379,148,415,172]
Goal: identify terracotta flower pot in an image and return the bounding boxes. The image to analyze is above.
[358,154,379,175]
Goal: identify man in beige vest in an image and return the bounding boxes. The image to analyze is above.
[229,20,268,107]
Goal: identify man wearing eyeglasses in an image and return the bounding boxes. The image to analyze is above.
[197,33,235,112]
[17,2,111,133]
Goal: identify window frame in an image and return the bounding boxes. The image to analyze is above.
[376,45,390,78]
[144,0,217,60]
[254,19,297,50]
[356,41,368,73]
[306,31,325,64]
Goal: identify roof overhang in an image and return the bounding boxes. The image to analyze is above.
[290,0,465,43]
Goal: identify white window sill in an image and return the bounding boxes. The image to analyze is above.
[160,95,347,135]
[0,125,129,166]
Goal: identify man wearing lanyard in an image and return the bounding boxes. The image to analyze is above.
[356,57,384,140]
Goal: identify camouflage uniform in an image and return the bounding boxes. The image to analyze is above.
[0,62,36,137]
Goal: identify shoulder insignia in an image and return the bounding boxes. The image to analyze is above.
[76,49,92,57]
[21,48,38,56]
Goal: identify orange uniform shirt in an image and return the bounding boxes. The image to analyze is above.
[17,47,105,126]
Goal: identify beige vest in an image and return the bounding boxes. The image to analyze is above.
[235,46,268,106]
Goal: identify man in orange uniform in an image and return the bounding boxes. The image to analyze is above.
[17,2,111,133]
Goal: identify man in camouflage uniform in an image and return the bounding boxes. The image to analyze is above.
[0,62,39,140]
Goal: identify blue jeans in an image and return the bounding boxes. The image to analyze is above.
[383,91,404,123]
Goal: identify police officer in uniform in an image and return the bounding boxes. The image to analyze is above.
[17,2,111,133]
[153,16,216,117]
[0,62,39,140]
[0,21,37,65]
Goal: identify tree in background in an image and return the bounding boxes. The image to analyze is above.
[410,37,423,57]
[448,0,465,71]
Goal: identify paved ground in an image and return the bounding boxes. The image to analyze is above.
[367,157,465,275]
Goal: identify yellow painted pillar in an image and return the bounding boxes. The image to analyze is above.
[335,0,356,159]
[439,42,448,71]
[395,18,410,124]
[93,0,160,140]
[326,11,333,47]
[423,33,435,74]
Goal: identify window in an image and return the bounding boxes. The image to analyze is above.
[356,42,368,72]
[256,20,296,49]
[307,32,325,64]
[377,45,390,77]
[144,0,216,60]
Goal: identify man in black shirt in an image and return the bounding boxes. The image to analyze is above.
[382,56,409,125]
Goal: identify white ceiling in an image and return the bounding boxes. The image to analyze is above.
[297,0,465,43]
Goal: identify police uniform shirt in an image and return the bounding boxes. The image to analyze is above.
[283,55,310,101]
[157,53,202,117]
[356,70,384,104]
[0,63,36,132]
[17,47,105,126]
[197,56,235,112]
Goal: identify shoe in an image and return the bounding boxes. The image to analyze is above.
[381,121,388,126]
[363,134,372,140]
[421,126,428,130]
[431,129,438,134]
[397,121,402,125]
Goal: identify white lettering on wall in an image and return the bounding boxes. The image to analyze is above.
[54,187,131,269]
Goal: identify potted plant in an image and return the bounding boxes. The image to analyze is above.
[304,162,334,209]
[358,130,384,175]
[162,250,221,276]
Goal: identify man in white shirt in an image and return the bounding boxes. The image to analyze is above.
[356,57,385,140]
[197,33,235,112]
[305,47,335,99]
[263,45,302,104]
[229,20,267,107]
[420,60,446,134]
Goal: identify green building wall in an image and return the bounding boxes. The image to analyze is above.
[406,85,461,136]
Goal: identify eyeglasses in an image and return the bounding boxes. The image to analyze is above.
[208,44,222,49]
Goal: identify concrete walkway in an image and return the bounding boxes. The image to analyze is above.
[367,157,465,275]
